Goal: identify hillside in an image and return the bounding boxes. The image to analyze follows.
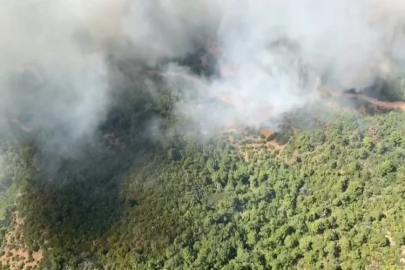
[1,66,405,270]
[4,0,405,269]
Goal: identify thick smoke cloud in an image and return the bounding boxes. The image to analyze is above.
[0,0,114,156]
[1,0,405,155]
[154,0,405,129]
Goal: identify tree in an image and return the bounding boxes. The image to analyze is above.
[363,136,374,150]
[376,160,395,175]
[389,131,402,146]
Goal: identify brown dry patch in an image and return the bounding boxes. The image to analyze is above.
[267,140,285,151]
[260,129,274,138]
[343,93,405,110]
[358,104,367,115]
[334,92,405,112]
[321,91,405,117]
[0,213,43,270]
[223,127,286,161]
[259,129,285,150]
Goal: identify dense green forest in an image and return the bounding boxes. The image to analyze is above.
[2,56,405,270]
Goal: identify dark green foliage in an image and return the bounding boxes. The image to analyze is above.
[2,74,405,269]
[275,128,294,145]
[266,132,278,141]
[8,108,405,269]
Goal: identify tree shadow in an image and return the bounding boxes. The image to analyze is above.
[19,132,153,268]
[11,45,219,268]
[16,57,170,269]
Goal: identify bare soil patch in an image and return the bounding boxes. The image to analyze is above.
[223,127,286,160]
[335,92,405,111]
[0,213,43,270]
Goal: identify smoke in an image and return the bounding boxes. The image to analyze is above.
[1,0,405,157]
[121,0,221,65]
[155,0,405,130]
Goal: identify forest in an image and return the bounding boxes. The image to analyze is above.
[1,46,405,270]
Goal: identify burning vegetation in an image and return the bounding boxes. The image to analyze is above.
[3,1,405,269]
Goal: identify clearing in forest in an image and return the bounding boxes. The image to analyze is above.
[0,213,43,270]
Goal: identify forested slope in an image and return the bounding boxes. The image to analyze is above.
[1,91,405,269]
[3,1,405,269]
[2,54,405,270]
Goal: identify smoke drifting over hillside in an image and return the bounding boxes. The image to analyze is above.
[1,0,405,154]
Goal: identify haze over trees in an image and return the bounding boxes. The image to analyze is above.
[2,1,405,269]
[1,59,405,269]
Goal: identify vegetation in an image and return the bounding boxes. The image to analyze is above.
[1,61,405,269]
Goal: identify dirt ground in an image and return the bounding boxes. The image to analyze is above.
[0,213,43,270]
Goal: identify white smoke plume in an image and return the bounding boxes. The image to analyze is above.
[0,1,99,152]
[1,0,405,153]
[121,0,405,129]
